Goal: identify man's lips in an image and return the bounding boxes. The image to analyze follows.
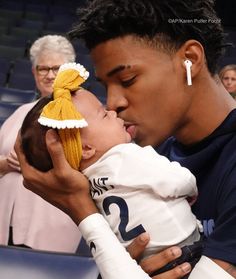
[125,124,136,139]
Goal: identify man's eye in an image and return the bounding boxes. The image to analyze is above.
[121,76,136,87]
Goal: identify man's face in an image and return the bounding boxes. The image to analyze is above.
[91,35,191,147]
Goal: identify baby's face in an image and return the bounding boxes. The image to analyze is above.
[72,89,131,154]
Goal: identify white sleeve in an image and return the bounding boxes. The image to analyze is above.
[79,213,151,279]
[189,256,234,279]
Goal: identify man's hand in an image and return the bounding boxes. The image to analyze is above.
[15,129,98,225]
[127,233,192,278]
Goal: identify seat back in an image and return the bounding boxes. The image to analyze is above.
[0,87,36,103]
[0,45,25,61]
[0,102,20,118]
[8,72,36,90]
[0,245,99,279]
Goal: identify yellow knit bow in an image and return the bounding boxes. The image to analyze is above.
[38,63,89,169]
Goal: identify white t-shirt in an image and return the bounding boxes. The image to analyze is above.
[83,143,199,258]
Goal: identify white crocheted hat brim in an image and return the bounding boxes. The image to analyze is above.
[38,116,88,129]
[58,62,89,80]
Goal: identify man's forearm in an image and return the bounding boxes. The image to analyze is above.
[79,213,151,279]
[67,194,99,225]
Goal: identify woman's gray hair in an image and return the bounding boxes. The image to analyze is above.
[30,35,76,67]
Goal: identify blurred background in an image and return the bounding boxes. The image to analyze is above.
[0,0,235,127]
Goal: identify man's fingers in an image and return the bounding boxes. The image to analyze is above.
[152,263,191,279]
[45,129,71,172]
[127,232,150,259]
[140,246,182,274]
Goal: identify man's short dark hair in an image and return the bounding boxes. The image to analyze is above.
[69,0,225,74]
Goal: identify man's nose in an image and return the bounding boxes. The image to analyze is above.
[106,87,128,113]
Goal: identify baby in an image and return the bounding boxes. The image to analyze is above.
[21,63,202,261]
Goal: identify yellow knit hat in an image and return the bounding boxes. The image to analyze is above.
[38,62,89,170]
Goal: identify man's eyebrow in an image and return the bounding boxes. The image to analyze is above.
[107,65,131,77]
[96,65,131,82]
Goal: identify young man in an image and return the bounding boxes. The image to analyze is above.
[16,0,236,278]
[20,64,201,276]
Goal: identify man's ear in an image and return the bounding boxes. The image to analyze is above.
[176,39,205,84]
[82,144,96,160]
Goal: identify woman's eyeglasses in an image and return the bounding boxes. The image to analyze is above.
[36,65,60,76]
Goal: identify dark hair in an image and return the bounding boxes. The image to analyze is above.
[21,96,53,172]
[69,0,225,74]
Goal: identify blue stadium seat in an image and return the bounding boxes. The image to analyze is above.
[0,34,29,48]
[0,72,7,87]
[0,9,23,22]
[218,56,236,69]
[72,40,90,55]
[9,27,40,44]
[45,21,73,33]
[0,245,99,279]
[8,72,36,91]
[12,58,32,76]
[18,19,45,32]
[24,3,49,14]
[24,11,48,22]
[0,57,11,76]
[0,102,21,119]
[0,45,26,61]
[0,1,25,12]
[0,117,6,127]
[0,87,36,103]
[0,17,14,29]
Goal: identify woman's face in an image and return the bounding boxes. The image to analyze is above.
[32,52,68,97]
[221,70,236,93]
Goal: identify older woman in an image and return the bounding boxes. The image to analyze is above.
[0,35,82,252]
[219,64,236,99]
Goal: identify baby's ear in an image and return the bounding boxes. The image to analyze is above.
[82,144,96,160]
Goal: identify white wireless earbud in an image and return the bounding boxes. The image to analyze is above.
[184,59,192,86]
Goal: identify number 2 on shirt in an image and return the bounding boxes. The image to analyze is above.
[103,196,146,241]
